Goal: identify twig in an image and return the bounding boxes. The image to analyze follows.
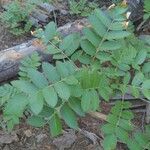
[136,20,147,31]
[89,112,107,121]
[52,9,57,27]
[141,111,146,132]
[140,98,150,104]
[146,103,150,124]
[78,128,101,145]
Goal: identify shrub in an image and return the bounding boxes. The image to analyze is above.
[0,0,48,35]
[0,0,34,35]
[68,0,98,16]
[0,5,150,149]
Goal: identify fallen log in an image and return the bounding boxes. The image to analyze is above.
[126,0,144,21]
[0,19,87,83]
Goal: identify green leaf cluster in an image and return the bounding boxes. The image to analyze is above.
[35,22,80,59]
[0,0,34,35]
[127,125,150,150]
[1,56,88,136]
[0,0,46,35]
[19,52,41,80]
[0,5,150,149]
[1,52,103,136]
[68,0,98,16]
[0,84,19,106]
[102,101,134,150]
[72,7,131,66]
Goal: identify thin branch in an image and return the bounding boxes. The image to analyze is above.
[140,98,150,104]
[89,112,107,121]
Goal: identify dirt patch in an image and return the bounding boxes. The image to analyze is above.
[0,110,146,150]
[0,117,102,150]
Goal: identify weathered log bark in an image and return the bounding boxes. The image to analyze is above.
[0,19,87,83]
[126,0,144,21]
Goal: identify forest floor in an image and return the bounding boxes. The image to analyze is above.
[0,0,149,150]
[0,0,112,50]
[0,101,146,150]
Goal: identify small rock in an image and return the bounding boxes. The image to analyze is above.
[3,145,10,150]
[60,9,68,15]
[36,134,47,143]
[24,129,32,137]
[53,129,77,150]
